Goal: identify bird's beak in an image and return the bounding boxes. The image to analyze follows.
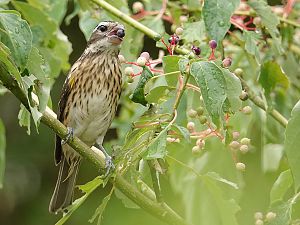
[107,26,125,45]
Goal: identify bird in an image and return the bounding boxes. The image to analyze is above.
[49,21,125,214]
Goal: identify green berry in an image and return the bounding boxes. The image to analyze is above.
[175,27,184,35]
[254,212,263,220]
[239,144,249,153]
[196,139,205,148]
[255,219,264,225]
[192,145,201,155]
[127,76,134,83]
[239,91,248,101]
[199,115,207,124]
[188,109,198,118]
[234,68,243,76]
[240,138,251,145]
[265,212,276,222]
[196,106,204,116]
[236,162,246,171]
[137,56,147,66]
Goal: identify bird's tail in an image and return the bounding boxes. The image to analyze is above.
[49,154,80,214]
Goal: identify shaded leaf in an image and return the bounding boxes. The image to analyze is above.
[162,55,181,86]
[203,0,239,42]
[145,85,170,104]
[0,10,32,72]
[270,170,293,204]
[259,61,289,95]
[284,100,300,190]
[18,104,31,134]
[0,118,5,188]
[131,67,154,106]
[145,129,168,159]
[190,61,227,127]
[243,30,261,63]
[55,177,103,225]
[262,144,284,173]
[223,69,242,112]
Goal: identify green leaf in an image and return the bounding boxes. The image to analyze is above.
[131,67,154,106]
[248,0,283,55]
[18,104,31,134]
[78,10,100,40]
[223,69,242,112]
[203,0,239,42]
[284,100,300,190]
[270,170,293,204]
[170,124,190,142]
[262,144,284,173]
[259,61,289,95]
[162,55,181,86]
[0,118,5,188]
[181,21,206,43]
[89,188,114,225]
[243,30,261,63]
[114,189,139,209]
[145,129,168,159]
[0,10,32,72]
[190,61,227,127]
[268,200,293,225]
[27,47,51,112]
[55,177,103,225]
[145,85,170,104]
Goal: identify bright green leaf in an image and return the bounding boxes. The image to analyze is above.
[223,69,242,112]
[145,85,170,104]
[162,55,182,86]
[0,118,5,188]
[262,144,284,173]
[284,100,300,190]
[181,21,206,43]
[270,170,293,204]
[146,129,168,159]
[0,10,32,71]
[203,0,239,42]
[131,67,154,106]
[190,61,227,127]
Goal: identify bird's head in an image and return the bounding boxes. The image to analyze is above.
[86,21,125,53]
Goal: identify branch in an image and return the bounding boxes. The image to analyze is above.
[238,76,288,128]
[0,64,191,225]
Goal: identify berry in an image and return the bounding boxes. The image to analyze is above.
[253,17,262,26]
[236,162,246,171]
[187,121,195,132]
[179,15,188,23]
[229,141,240,150]
[125,67,134,76]
[239,144,249,153]
[222,57,232,68]
[188,109,198,118]
[196,106,204,116]
[140,52,150,61]
[196,139,205,148]
[137,57,147,66]
[118,54,126,63]
[175,27,184,35]
[168,35,179,45]
[234,68,243,76]
[240,138,251,145]
[167,137,176,143]
[199,115,207,124]
[239,91,248,101]
[242,106,252,115]
[265,212,276,221]
[127,76,134,83]
[191,46,201,56]
[192,145,201,155]
[255,219,264,225]
[254,212,264,220]
[232,131,240,140]
[132,2,144,13]
[209,40,217,49]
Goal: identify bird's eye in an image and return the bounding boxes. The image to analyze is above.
[98,25,107,32]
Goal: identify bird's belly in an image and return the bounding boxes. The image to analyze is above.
[67,92,116,146]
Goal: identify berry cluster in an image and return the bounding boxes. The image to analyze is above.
[254,211,277,225]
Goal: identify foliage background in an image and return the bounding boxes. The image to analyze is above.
[0,0,299,225]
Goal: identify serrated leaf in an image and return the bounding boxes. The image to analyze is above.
[55,177,103,225]
[162,55,182,86]
[243,30,261,63]
[0,118,5,188]
[259,61,289,95]
[270,170,293,204]
[181,21,206,43]
[0,10,32,72]
[203,0,239,42]
[223,69,242,112]
[248,0,283,55]
[131,67,154,106]
[284,100,300,190]
[190,61,227,127]
[89,188,114,225]
[146,129,168,159]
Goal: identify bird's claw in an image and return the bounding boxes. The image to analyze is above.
[104,155,115,177]
[61,127,74,145]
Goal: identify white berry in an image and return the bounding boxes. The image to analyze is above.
[137,57,147,66]
[236,162,246,171]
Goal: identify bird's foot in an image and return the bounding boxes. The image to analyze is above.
[96,144,115,177]
[61,127,74,145]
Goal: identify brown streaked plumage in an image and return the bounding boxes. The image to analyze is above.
[49,21,125,214]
